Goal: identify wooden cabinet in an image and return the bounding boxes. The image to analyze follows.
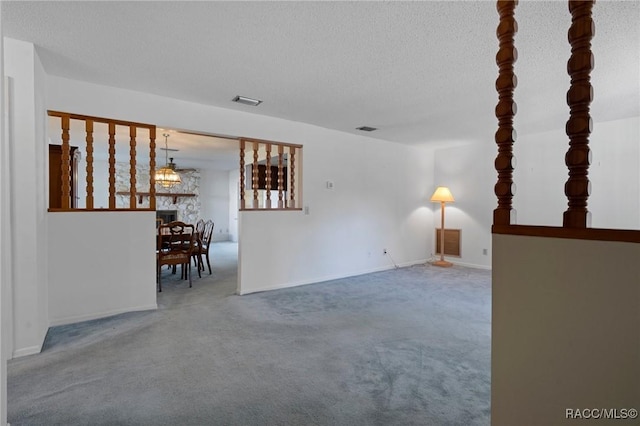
[49,144,78,209]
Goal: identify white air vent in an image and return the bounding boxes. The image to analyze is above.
[232,95,262,106]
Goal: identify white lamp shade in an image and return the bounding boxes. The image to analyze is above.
[430,186,455,203]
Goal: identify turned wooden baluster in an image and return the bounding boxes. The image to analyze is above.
[493,0,518,226]
[289,147,296,209]
[149,127,157,210]
[563,0,594,228]
[108,123,117,209]
[85,120,94,209]
[277,145,284,208]
[60,115,71,210]
[239,139,246,209]
[129,126,137,209]
[252,142,259,208]
[265,144,272,208]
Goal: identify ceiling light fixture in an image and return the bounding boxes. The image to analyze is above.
[154,133,182,188]
[232,95,262,106]
[356,126,377,132]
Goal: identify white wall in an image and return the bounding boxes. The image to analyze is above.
[48,212,157,326]
[228,169,239,242]
[46,75,436,295]
[199,168,230,242]
[433,140,496,269]
[492,234,640,425]
[239,139,434,294]
[0,16,9,425]
[4,38,49,357]
[430,115,640,270]
[513,116,640,229]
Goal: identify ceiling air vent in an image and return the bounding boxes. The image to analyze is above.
[232,95,262,106]
[356,126,377,132]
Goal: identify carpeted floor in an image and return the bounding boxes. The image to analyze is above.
[8,242,491,425]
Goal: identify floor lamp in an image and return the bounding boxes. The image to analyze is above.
[430,186,454,267]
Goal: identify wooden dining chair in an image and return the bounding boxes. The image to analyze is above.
[195,219,205,236]
[193,220,214,274]
[156,221,196,292]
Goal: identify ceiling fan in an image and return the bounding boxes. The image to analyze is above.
[158,137,197,172]
[166,157,197,173]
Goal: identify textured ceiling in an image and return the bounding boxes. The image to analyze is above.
[3,1,639,149]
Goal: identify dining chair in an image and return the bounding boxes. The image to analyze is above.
[195,218,205,236]
[156,221,196,292]
[193,220,214,274]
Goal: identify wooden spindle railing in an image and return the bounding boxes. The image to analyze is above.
[108,122,117,209]
[85,120,94,209]
[563,0,594,228]
[239,139,246,210]
[238,137,302,211]
[493,0,518,226]
[491,0,639,243]
[265,144,272,208]
[278,145,285,208]
[60,115,71,210]
[289,147,296,208]
[129,126,137,209]
[149,127,156,210]
[252,142,260,208]
[48,111,156,212]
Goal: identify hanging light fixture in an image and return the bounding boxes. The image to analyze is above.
[154,133,182,188]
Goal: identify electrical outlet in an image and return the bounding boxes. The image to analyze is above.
[482,248,488,255]
[383,248,387,255]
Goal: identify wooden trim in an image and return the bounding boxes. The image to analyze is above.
[563,0,595,228]
[493,0,518,226]
[265,143,272,208]
[149,127,157,210]
[492,224,640,243]
[48,110,155,130]
[85,120,94,209]
[237,137,303,212]
[108,122,116,209]
[129,126,137,209]
[48,208,155,213]
[60,115,71,210]
[240,137,303,149]
[252,141,259,208]
[116,191,196,205]
[277,145,284,208]
[289,146,296,208]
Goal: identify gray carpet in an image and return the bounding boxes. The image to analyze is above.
[8,242,491,425]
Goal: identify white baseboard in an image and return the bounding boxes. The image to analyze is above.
[237,257,491,296]
[48,303,158,328]
[450,260,491,270]
[12,345,42,358]
[238,260,429,295]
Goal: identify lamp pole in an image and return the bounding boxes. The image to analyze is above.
[439,200,446,263]
[430,186,454,267]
